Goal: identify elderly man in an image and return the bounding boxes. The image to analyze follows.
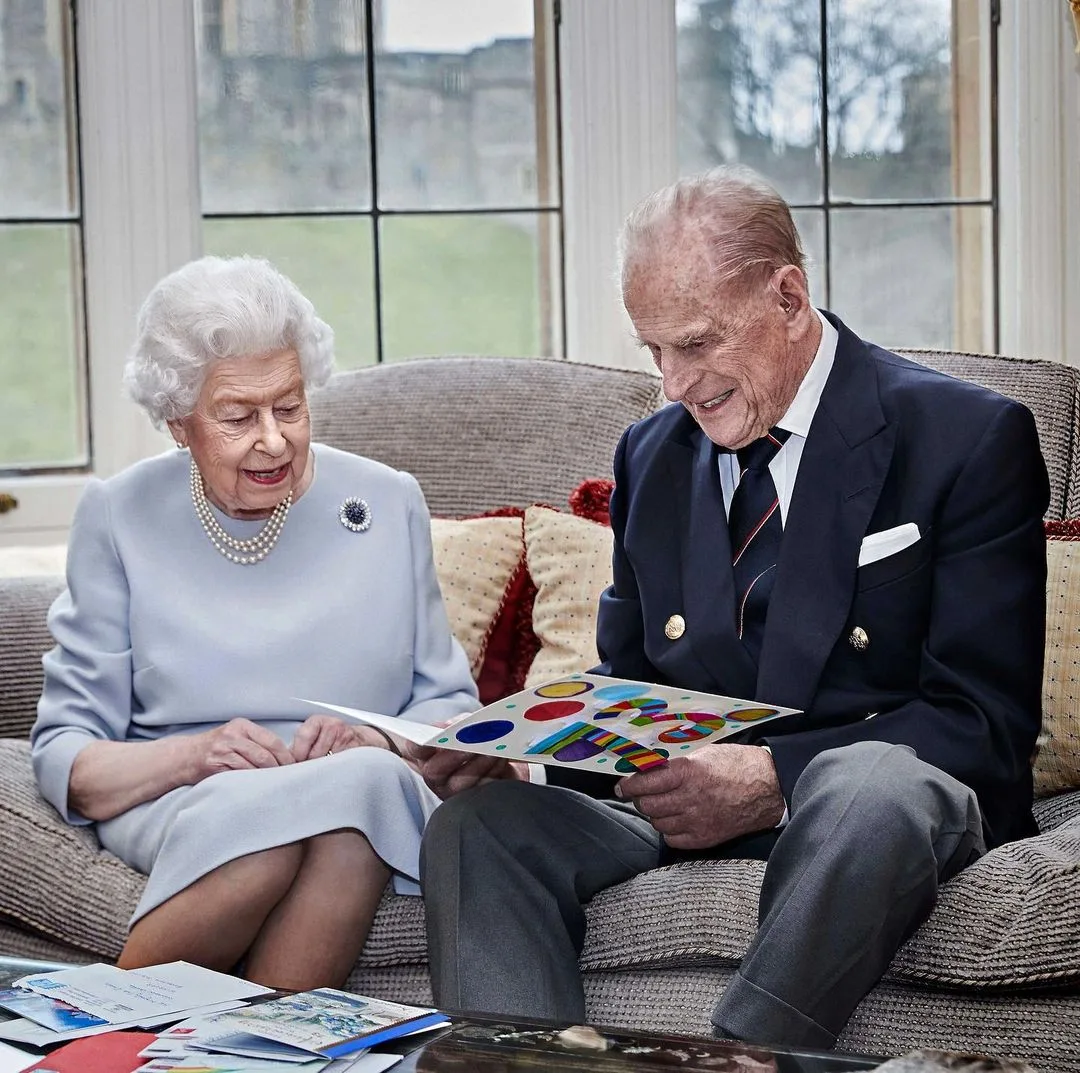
[415,166,1048,1048]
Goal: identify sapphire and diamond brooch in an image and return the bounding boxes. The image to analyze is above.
[339,497,372,532]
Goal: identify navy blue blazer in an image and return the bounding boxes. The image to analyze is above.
[577,313,1048,849]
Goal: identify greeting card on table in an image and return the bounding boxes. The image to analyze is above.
[301,673,800,775]
[192,989,443,1060]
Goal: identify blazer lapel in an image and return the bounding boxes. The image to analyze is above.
[664,427,759,697]
[756,320,897,710]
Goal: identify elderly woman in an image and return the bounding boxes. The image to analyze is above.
[30,255,479,989]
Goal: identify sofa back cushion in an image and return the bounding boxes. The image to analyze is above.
[309,356,665,518]
[899,349,1079,521]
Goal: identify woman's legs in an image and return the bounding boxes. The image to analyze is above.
[119,829,390,989]
[245,829,390,989]
[118,841,305,973]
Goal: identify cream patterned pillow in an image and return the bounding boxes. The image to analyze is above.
[1036,536,1080,795]
[523,506,614,688]
[430,516,525,677]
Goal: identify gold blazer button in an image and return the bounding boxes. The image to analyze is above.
[849,626,869,651]
[664,614,686,640]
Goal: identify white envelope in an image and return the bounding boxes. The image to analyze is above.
[857,522,921,568]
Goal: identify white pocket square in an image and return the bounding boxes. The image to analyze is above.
[858,523,921,568]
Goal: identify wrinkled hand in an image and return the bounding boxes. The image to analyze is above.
[291,715,380,762]
[405,740,528,800]
[189,718,295,781]
[615,744,785,850]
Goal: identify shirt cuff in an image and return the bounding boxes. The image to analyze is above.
[759,744,788,829]
[527,763,547,785]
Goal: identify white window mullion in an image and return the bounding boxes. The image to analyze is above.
[559,0,677,369]
[79,0,203,474]
[997,0,1080,365]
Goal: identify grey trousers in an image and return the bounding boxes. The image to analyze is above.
[420,741,986,1049]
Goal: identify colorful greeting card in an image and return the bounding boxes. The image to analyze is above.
[303,674,800,774]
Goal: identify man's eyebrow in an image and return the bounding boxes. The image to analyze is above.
[670,329,711,348]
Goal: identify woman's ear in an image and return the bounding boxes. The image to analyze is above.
[167,418,186,448]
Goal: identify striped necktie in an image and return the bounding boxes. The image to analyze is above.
[729,427,791,663]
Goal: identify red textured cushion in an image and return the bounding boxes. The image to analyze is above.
[469,506,542,705]
[568,477,614,526]
[1045,519,1080,540]
[476,559,540,704]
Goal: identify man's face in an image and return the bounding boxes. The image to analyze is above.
[624,247,812,450]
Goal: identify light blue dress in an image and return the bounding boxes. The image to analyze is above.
[30,444,478,923]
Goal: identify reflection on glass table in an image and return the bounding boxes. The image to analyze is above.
[391,1013,884,1073]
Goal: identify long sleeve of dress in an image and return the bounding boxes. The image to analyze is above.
[32,480,134,824]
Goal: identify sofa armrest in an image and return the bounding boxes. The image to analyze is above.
[0,739,144,958]
[0,575,64,739]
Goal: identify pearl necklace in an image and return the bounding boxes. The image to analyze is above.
[189,461,292,565]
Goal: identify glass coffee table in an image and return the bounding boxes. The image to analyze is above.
[0,958,76,990]
[387,1012,885,1073]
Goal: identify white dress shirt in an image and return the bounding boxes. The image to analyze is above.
[717,309,838,521]
[715,309,837,824]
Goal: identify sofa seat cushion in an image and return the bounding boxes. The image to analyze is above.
[355,790,1080,988]
[580,810,1080,990]
[889,811,1080,988]
[6,739,1080,987]
[0,739,143,957]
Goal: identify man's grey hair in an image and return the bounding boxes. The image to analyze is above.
[123,255,335,428]
[617,165,808,297]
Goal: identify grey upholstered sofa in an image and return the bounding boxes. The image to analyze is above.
[2,355,1080,1071]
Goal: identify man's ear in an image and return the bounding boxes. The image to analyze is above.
[771,265,814,338]
[772,265,810,314]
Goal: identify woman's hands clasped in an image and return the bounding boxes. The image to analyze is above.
[291,715,392,762]
[188,715,397,781]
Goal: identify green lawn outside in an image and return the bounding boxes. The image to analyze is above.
[1,225,85,468]
[203,213,544,366]
[2,214,546,467]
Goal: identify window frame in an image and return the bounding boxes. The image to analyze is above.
[558,0,1079,366]
[1,0,1075,545]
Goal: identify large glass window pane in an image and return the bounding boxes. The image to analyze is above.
[203,217,378,369]
[0,0,84,473]
[196,0,371,214]
[379,213,560,359]
[0,225,85,468]
[677,0,823,203]
[830,206,993,351]
[0,0,78,217]
[791,208,826,307]
[827,0,990,201]
[376,0,554,211]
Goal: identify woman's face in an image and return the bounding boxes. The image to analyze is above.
[168,348,313,519]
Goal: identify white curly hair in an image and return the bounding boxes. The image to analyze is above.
[123,255,335,428]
